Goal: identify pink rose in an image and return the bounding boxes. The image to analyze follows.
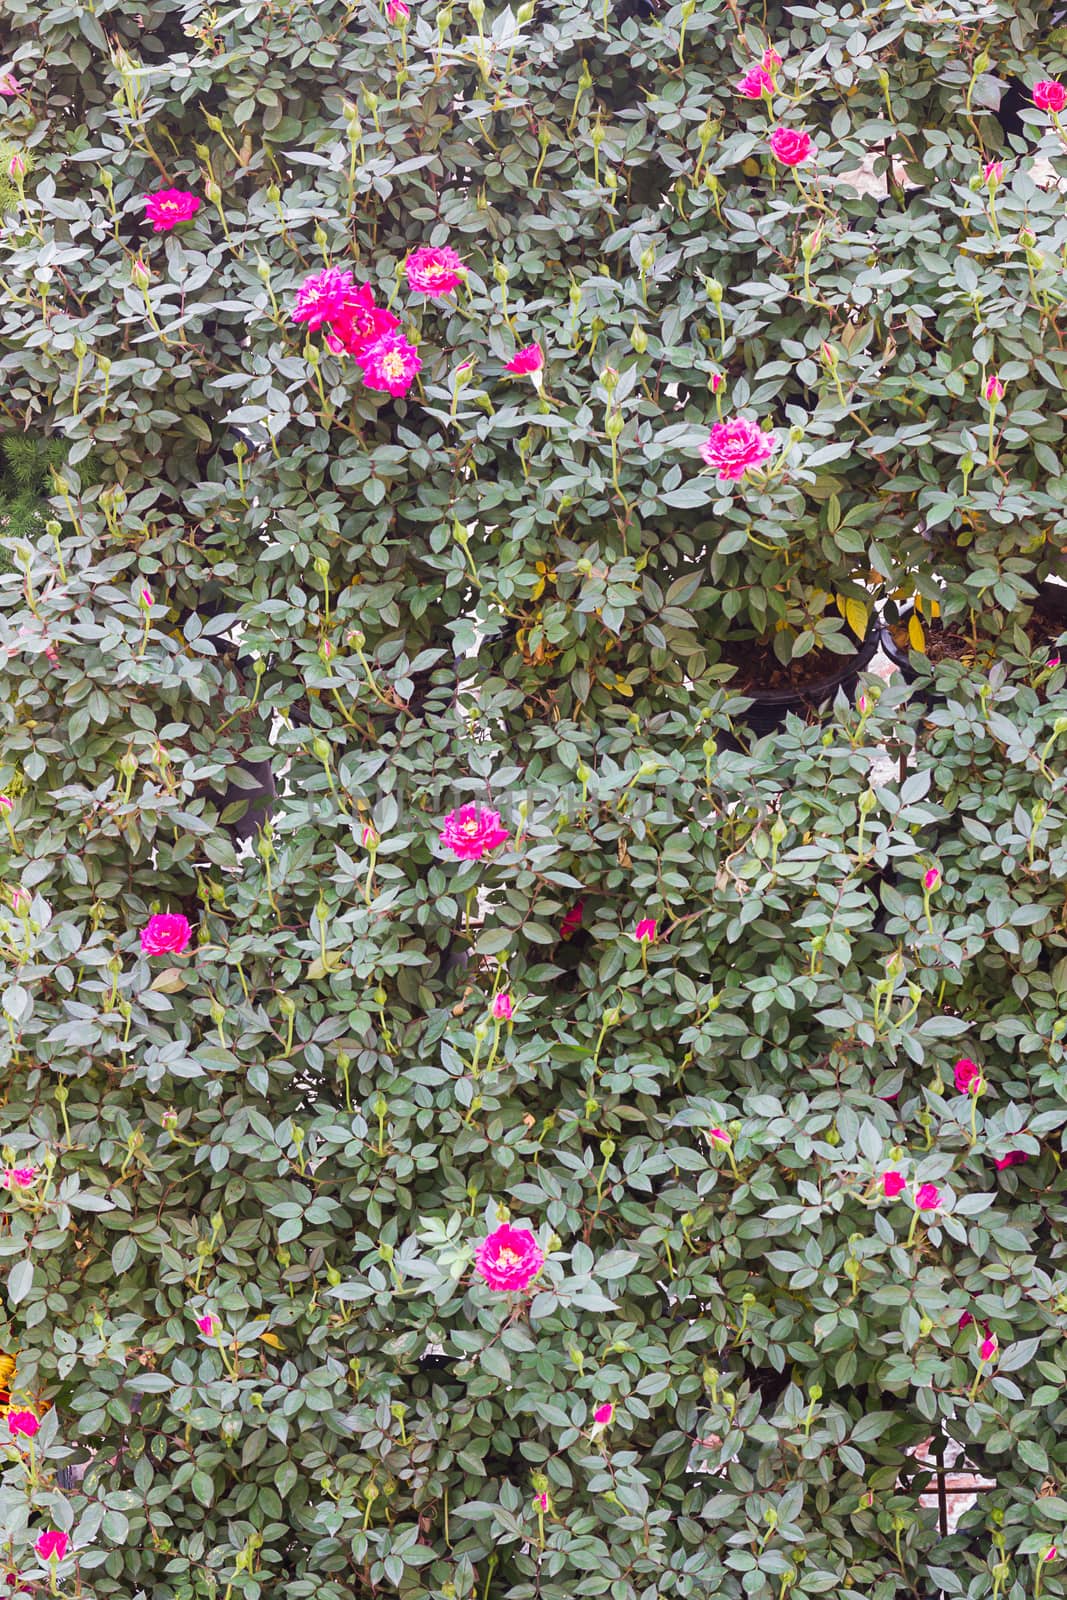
[593,1401,614,1426]
[737,66,773,98]
[762,47,782,70]
[1034,79,1067,112]
[474,1223,544,1291]
[709,371,724,394]
[984,374,1005,401]
[700,416,774,481]
[195,1313,216,1335]
[439,803,509,860]
[983,160,1004,186]
[882,1170,906,1199]
[7,1411,38,1439]
[979,1334,998,1362]
[958,1310,974,1329]
[386,0,410,19]
[768,126,812,166]
[140,913,192,956]
[634,918,657,943]
[923,866,941,891]
[144,188,201,233]
[915,1183,941,1210]
[506,342,544,375]
[404,245,466,298]
[356,331,422,398]
[560,901,584,939]
[709,1127,731,1146]
[2,1167,37,1189]
[293,267,361,333]
[994,1150,1027,1169]
[0,74,23,96]
[533,1491,549,1511]
[34,1532,67,1563]
[324,284,400,358]
[491,992,513,1021]
[953,1057,982,1094]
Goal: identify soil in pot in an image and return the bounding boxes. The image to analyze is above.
[883,589,1067,691]
[719,625,879,739]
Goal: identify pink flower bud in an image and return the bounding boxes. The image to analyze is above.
[979,1334,998,1362]
[7,1410,39,1440]
[533,1492,549,1512]
[914,1183,941,1210]
[593,1401,614,1426]
[361,824,379,848]
[983,159,1004,186]
[491,991,513,1021]
[762,46,782,70]
[7,153,25,179]
[953,1057,982,1094]
[34,1531,68,1564]
[709,371,724,394]
[984,374,1005,401]
[195,1313,216,1335]
[634,918,657,943]
[709,1127,731,1146]
[0,795,11,811]
[923,866,940,891]
[882,1170,906,1198]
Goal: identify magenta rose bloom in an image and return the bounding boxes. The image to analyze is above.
[915,1183,941,1210]
[357,331,422,397]
[322,281,400,356]
[0,74,23,96]
[2,1166,37,1189]
[474,1223,544,1291]
[882,1170,906,1199]
[737,66,773,98]
[292,267,362,333]
[768,126,813,165]
[140,913,193,956]
[1034,79,1067,112]
[994,1150,1027,1169]
[439,803,509,860]
[953,1057,982,1094]
[144,188,201,233]
[404,244,466,298]
[505,342,544,375]
[700,416,774,481]
[7,1410,39,1439]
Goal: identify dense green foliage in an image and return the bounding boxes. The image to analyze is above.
[3,0,1067,1596]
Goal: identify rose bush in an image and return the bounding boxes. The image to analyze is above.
[2,0,1067,1597]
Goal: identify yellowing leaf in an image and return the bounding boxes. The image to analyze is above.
[843,598,869,639]
[150,967,186,993]
[908,613,926,652]
[307,954,343,981]
[258,1331,283,1349]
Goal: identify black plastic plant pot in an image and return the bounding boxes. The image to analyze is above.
[731,622,880,740]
